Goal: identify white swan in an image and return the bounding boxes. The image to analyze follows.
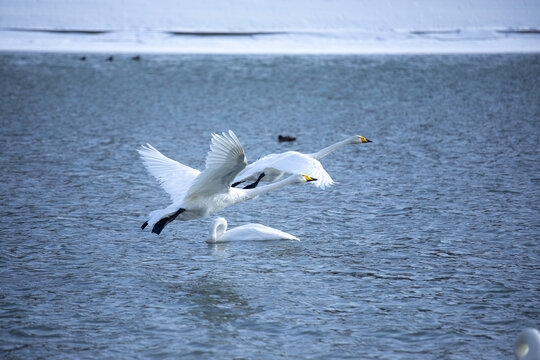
[207,217,299,243]
[515,328,540,360]
[138,130,317,235]
[233,135,371,189]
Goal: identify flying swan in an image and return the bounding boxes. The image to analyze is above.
[515,328,540,360]
[207,217,299,243]
[138,131,319,235]
[233,135,371,189]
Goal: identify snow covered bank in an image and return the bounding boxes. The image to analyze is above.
[1,0,539,54]
[2,28,540,54]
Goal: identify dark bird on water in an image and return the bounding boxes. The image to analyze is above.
[278,135,296,142]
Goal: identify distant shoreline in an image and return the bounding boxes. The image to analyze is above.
[1,27,539,55]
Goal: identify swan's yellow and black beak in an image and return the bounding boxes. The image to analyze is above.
[303,175,317,182]
[360,136,372,143]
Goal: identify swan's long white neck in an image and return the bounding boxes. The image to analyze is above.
[241,174,301,200]
[310,137,355,160]
[208,217,228,243]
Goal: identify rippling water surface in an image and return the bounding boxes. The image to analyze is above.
[0,53,539,359]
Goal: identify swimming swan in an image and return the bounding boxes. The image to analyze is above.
[207,217,299,243]
[515,328,540,360]
[233,135,371,189]
[138,131,317,235]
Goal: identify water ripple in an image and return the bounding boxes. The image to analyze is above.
[0,53,539,359]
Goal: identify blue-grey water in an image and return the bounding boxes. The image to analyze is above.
[0,53,539,359]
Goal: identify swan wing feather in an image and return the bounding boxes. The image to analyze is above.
[187,130,247,197]
[235,151,333,189]
[138,144,200,203]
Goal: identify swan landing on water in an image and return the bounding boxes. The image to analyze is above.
[138,131,320,235]
[207,217,299,243]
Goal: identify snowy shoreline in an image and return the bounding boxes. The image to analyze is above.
[1,28,539,55]
[1,0,539,55]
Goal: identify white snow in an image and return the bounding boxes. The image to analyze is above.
[1,0,539,54]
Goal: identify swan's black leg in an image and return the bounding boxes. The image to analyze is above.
[242,172,266,189]
[231,180,245,188]
[141,221,148,230]
[152,208,185,235]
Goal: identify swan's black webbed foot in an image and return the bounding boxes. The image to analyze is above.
[151,208,185,235]
[231,180,244,188]
[141,221,148,230]
[242,172,266,189]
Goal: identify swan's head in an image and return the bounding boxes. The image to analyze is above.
[208,217,228,243]
[301,174,317,183]
[351,135,372,144]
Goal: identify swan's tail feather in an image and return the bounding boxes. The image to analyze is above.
[151,208,185,235]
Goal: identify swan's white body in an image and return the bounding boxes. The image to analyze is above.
[515,328,540,360]
[233,135,370,188]
[207,217,299,243]
[138,131,317,234]
[235,151,334,189]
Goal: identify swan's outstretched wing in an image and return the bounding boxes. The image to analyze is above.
[235,151,334,189]
[186,130,247,197]
[138,144,200,203]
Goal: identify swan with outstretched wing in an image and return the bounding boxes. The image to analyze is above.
[233,135,371,189]
[138,131,318,235]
